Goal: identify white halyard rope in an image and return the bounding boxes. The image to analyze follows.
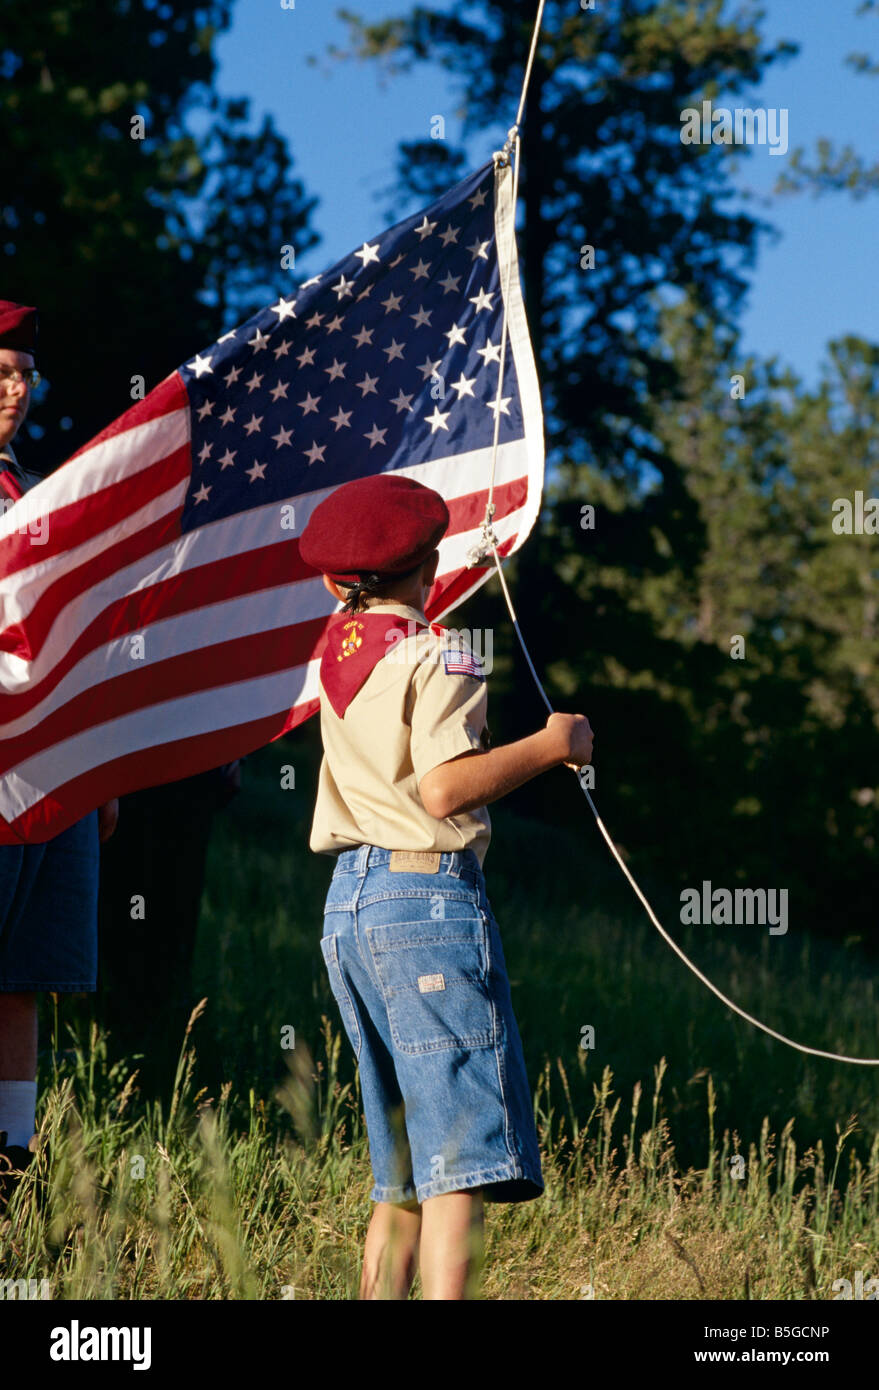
[473,0,879,1065]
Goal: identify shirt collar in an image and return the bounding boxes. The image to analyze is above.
[354,600,429,626]
[0,441,17,466]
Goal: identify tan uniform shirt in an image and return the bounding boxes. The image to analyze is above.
[310,600,492,866]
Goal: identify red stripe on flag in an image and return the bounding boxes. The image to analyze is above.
[443,476,527,537]
[0,526,299,719]
[0,615,329,766]
[64,372,187,463]
[0,470,530,712]
[0,513,490,763]
[0,453,189,664]
[0,695,319,845]
[0,439,190,589]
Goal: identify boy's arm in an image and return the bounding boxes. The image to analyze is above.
[419,713,593,820]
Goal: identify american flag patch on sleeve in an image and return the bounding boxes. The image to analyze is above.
[442,647,485,678]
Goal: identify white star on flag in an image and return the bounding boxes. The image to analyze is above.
[354,242,381,266]
[468,239,491,260]
[271,298,297,321]
[365,424,388,449]
[425,407,450,432]
[477,339,502,365]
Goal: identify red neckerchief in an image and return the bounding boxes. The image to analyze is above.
[0,465,23,502]
[319,609,445,718]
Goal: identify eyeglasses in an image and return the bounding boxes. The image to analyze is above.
[0,366,40,390]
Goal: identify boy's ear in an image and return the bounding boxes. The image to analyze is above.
[322,573,343,600]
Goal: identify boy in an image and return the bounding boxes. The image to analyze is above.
[299,473,594,1300]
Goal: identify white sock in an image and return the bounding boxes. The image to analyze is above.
[0,1079,37,1148]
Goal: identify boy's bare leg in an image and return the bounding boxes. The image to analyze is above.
[360,1200,422,1300]
[419,1190,484,1300]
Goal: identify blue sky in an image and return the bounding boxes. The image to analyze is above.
[215,0,879,387]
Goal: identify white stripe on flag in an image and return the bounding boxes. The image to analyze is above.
[0,439,531,680]
[0,575,329,737]
[0,656,321,820]
[0,402,189,544]
[0,477,189,635]
[0,490,525,737]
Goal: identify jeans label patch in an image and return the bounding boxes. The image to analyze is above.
[389,851,441,873]
[418,973,446,994]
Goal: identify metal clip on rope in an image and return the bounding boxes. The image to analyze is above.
[466,503,500,568]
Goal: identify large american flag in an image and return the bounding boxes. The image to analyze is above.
[0,159,543,843]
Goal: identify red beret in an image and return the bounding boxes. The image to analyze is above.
[0,301,37,354]
[300,473,449,583]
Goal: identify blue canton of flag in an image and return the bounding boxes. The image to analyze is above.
[178,160,526,529]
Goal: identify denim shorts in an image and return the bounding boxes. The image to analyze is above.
[320,844,543,1205]
[0,811,99,992]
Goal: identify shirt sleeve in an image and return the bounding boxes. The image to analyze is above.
[409,647,487,787]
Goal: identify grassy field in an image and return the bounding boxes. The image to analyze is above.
[2,736,878,1300]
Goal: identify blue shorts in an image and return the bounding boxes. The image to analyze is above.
[320,844,543,1205]
[0,811,99,992]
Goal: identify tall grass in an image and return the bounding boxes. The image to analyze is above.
[2,1010,876,1299]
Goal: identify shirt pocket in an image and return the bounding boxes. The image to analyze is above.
[365,911,495,1055]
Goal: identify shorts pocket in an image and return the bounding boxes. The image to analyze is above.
[366,913,496,1055]
[320,933,362,1060]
